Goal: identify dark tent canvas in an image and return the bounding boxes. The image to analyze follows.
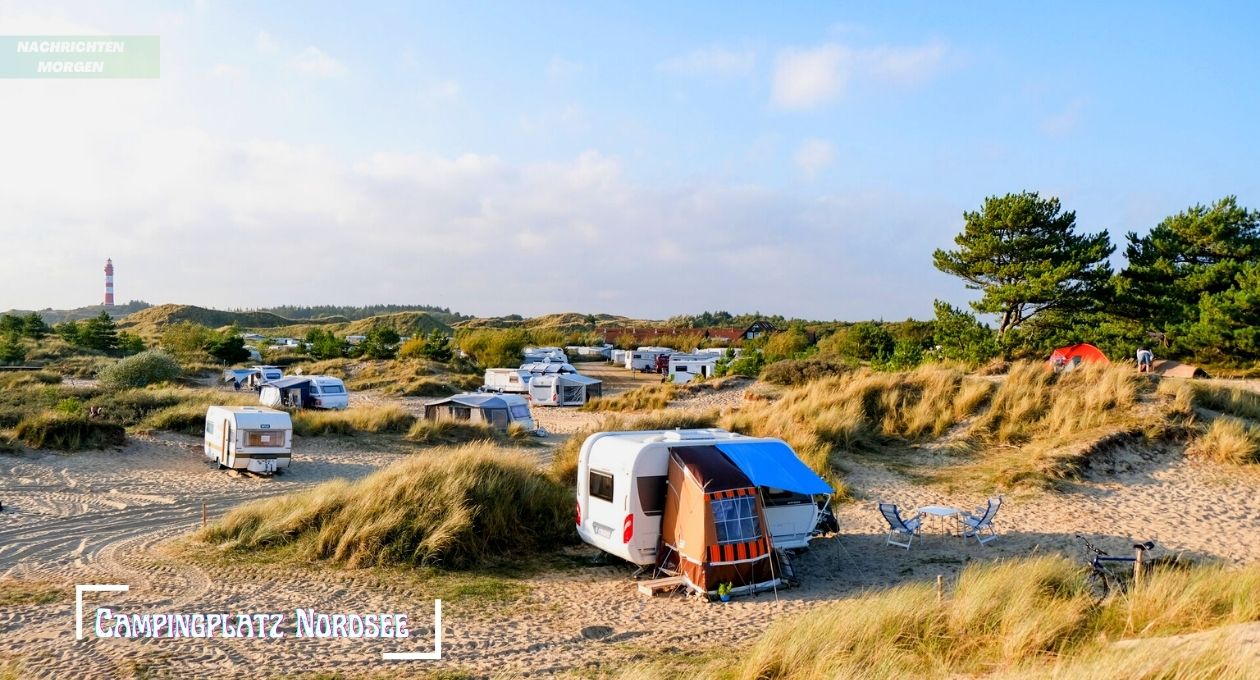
[656,445,781,595]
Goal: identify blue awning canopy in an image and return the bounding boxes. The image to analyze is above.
[716,441,833,496]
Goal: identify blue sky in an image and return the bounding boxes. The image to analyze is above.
[1,2,1257,320]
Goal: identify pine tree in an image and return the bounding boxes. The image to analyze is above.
[1116,196,1260,340]
[933,191,1114,336]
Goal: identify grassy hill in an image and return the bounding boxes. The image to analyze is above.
[115,304,310,340]
[3,301,151,325]
[454,312,640,332]
[340,311,451,337]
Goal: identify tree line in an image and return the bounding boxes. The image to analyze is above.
[932,192,1260,364]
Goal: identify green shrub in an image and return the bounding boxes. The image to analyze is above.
[761,357,849,386]
[406,420,499,444]
[201,444,575,569]
[15,415,126,450]
[97,350,182,389]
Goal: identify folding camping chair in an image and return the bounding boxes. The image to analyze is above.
[959,496,1002,546]
[878,502,922,550]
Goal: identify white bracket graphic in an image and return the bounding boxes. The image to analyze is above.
[76,584,129,640]
[382,599,442,660]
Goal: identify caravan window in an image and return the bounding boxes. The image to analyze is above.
[712,496,761,544]
[205,420,215,435]
[320,384,345,394]
[510,404,530,419]
[451,406,472,421]
[636,475,667,516]
[245,430,281,447]
[589,470,615,503]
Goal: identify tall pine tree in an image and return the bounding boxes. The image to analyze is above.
[933,191,1114,338]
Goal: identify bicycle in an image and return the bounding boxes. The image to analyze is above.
[1076,535,1155,600]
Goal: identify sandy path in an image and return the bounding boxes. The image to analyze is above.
[4,381,1260,678]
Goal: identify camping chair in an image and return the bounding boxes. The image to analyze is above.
[959,496,1003,546]
[878,502,922,550]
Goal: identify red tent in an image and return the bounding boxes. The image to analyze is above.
[1048,343,1109,371]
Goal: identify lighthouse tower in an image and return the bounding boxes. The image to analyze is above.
[103,258,115,307]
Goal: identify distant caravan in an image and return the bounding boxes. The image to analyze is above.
[204,406,292,474]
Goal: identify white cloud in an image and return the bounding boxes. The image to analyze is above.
[864,40,947,84]
[772,44,849,109]
[547,56,587,81]
[794,138,835,178]
[772,40,947,110]
[255,30,278,55]
[420,79,462,105]
[658,47,756,78]
[1041,98,1087,136]
[289,46,348,78]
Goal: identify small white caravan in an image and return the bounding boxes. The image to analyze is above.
[528,372,603,406]
[575,429,833,566]
[483,368,532,393]
[625,346,672,371]
[204,406,293,474]
[667,353,719,384]
[307,375,349,410]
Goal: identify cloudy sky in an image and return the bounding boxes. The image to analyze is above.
[2,2,1258,320]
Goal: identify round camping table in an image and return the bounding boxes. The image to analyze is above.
[914,505,964,537]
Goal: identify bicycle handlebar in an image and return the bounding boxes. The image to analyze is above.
[1077,534,1155,557]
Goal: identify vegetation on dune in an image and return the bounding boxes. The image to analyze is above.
[201,445,574,569]
[14,414,126,451]
[290,405,417,437]
[405,420,532,445]
[760,356,849,386]
[96,350,182,389]
[721,361,1189,494]
[1189,417,1260,465]
[617,557,1260,680]
[580,384,676,412]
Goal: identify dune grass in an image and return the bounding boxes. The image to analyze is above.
[13,414,126,451]
[406,420,500,445]
[200,444,573,569]
[0,371,61,389]
[721,362,1177,494]
[616,557,1260,680]
[1189,416,1260,464]
[1180,382,1260,421]
[290,405,417,436]
[580,383,676,412]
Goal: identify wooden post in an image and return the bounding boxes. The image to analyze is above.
[1133,544,1146,589]
[201,502,207,528]
[936,574,944,603]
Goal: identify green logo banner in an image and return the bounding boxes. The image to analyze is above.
[0,36,160,78]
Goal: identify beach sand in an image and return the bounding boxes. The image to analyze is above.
[3,375,1260,678]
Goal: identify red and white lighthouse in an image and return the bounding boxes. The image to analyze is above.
[103,258,115,306]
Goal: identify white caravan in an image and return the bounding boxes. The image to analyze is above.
[307,375,349,410]
[483,368,532,393]
[575,429,833,566]
[204,406,293,474]
[528,372,603,406]
[625,346,672,371]
[667,353,719,384]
